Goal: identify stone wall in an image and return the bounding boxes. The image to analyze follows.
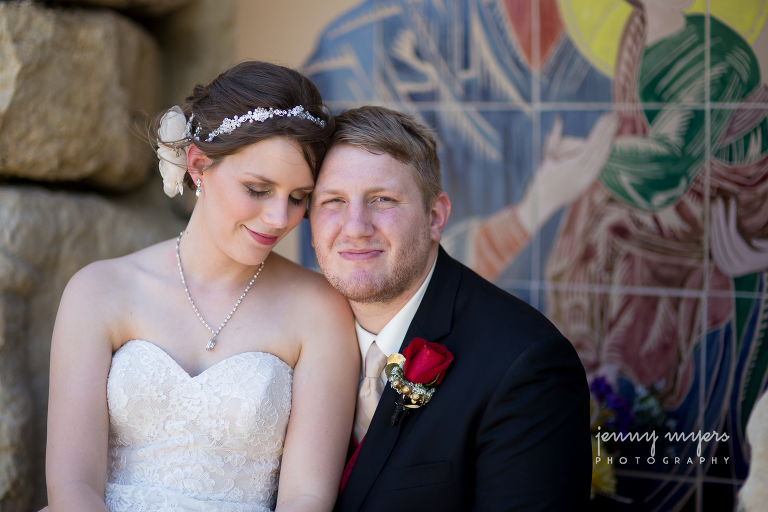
[0,1,234,509]
[0,185,186,511]
[0,2,160,190]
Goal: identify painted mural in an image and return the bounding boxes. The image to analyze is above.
[303,0,768,510]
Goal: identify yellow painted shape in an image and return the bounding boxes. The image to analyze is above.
[557,0,768,77]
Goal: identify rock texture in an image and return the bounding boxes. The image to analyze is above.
[0,294,32,512]
[0,183,185,511]
[58,0,192,16]
[149,0,235,107]
[0,2,161,190]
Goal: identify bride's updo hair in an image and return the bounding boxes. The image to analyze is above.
[151,60,333,190]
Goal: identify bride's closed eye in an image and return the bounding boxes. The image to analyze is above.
[246,186,270,198]
[288,194,308,206]
[246,186,306,206]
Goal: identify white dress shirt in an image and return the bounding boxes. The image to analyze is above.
[355,254,438,386]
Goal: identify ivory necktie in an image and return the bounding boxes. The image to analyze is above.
[354,341,388,443]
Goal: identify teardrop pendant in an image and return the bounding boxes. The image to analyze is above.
[176,232,264,352]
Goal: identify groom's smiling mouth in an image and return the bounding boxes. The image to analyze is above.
[338,249,384,261]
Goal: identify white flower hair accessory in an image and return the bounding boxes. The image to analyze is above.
[157,106,189,198]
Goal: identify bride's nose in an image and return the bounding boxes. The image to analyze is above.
[260,196,290,230]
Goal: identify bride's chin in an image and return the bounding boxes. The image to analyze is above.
[245,241,277,264]
[235,248,273,267]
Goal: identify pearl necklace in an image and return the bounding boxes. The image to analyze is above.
[175,232,265,351]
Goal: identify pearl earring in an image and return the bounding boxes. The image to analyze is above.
[195,179,202,198]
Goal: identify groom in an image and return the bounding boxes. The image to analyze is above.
[310,106,591,511]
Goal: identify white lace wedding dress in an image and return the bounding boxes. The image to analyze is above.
[104,339,293,512]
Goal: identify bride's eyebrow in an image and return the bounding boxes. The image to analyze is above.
[244,172,314,191]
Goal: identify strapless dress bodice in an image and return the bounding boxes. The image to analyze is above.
[105,339,293,512]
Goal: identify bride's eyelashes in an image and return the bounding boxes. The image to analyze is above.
[245,186,307,206]
[246,186,269,199]
[289,194,308,206]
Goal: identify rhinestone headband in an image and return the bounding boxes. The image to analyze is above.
[184,106,326,143]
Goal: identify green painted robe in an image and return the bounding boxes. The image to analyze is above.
[600,14,767,211]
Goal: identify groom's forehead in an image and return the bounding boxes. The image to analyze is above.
[317,144,417,188]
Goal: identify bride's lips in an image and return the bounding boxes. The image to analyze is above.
[245,226,279,246]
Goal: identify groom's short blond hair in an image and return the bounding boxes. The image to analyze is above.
[328,106,442,211]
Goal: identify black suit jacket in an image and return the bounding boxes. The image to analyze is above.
[335,247,591,512]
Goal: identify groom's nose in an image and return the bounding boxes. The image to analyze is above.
[341,200,374,239]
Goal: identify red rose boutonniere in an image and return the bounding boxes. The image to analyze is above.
[385,338,454,425]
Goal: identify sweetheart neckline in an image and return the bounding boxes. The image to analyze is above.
[117,339,293,379]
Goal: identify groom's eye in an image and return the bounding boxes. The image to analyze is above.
[371,196,396,207]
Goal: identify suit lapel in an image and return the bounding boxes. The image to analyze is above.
[337,247,462,511]
[402,246,461,349]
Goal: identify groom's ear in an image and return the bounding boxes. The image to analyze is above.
[429,192,451,242]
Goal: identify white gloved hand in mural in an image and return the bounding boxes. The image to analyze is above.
[516,112,618,234]
[711,196,768,277]
[443,112,618,282]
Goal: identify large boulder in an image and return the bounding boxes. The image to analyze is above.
[0,2,161,190]
[0,183,185,510]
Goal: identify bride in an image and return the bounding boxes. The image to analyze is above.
[44,61,359,511]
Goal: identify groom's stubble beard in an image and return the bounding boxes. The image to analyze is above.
[315,223,433,305]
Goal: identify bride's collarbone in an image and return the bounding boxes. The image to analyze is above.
[130,339,293,379]
[115,259,309,371]
[119,299,300,371]
[118,330,298,378]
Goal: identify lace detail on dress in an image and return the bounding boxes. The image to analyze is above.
[105,340,293,512]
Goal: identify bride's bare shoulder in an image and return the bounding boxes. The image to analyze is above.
[53,238,176,348]
[266,253,353,321]
[265,253,357,362]
[62,238,176,308]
